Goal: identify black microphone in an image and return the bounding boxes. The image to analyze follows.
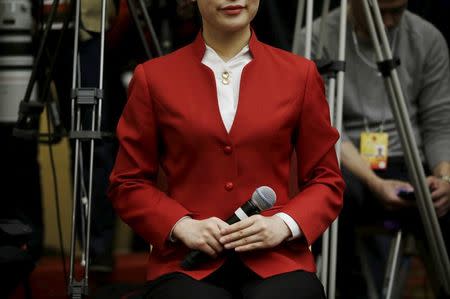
[180,186,276,270]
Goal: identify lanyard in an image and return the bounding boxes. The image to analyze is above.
[351,27,399,133]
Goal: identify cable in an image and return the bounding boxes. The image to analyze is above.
[45,95,68,286]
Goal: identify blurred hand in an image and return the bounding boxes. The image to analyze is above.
[219,215,291,252]
[172,217,229,258]
[427,176,450,218]
[368,178,414,210]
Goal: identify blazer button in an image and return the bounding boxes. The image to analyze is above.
[225,182,234,191]
[224,145,232,155]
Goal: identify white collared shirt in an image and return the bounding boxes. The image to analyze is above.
[201,44,251,132]
[200,44,302,240]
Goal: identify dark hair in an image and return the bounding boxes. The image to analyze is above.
[192,1,201,23]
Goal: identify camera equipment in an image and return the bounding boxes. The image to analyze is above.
[0,0,35,124]
[11,0,71,144]
[293,0,450,298]
[361,1,450,296]
[67,1,162,298]
[292,1,347,297]
[0,2,42,298]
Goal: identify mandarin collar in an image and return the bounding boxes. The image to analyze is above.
[203,43,251,66]
[192,28,261,62]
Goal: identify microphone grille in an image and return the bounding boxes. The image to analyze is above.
[251,186,276,211]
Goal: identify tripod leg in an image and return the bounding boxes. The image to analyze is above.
[127,0,153,59]
[357,237,380,299]
[317,0,331,59]
[69,108,82,285]
[67,0,109,297]
[382,230,404,299]
[303,0,314,59]
[320,226,330,293]
[328,1,347,298]
[68,0,82,283]
[136,0,163,57]
[320,76,336,293]
[292,0,306,54]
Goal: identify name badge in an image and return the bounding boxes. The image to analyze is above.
[360,132,389,170]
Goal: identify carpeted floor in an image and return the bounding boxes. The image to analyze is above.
[8,253,437,299]
[9,253,148,299]
[401,257,435,299]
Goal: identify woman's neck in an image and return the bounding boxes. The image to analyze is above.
[202,26,251,61]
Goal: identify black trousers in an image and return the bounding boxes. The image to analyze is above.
[144,252,325,299]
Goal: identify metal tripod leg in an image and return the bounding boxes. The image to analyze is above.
[292,0,305,55]
[382,230,404,299]
[68,0,107,298]
[357,236,380,299]
[292,1,347,297]
[320,2,348,298]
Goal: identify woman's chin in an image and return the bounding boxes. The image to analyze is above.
[218,21,250,34]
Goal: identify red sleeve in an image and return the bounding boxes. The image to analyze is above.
[108,64,190,251]
[281,61,345,245]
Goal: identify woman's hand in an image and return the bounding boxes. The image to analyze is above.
[172,217,229,258]
[219,215,291,252]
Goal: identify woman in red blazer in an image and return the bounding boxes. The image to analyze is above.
[109,0,345,298]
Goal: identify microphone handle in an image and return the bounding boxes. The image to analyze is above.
[180,200,261,270]
[227,213,241,225]
[180,213,240,270]
[180,250,209,270]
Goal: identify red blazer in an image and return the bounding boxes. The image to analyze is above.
[109,32,345,281]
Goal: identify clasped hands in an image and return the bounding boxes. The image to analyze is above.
[172,215,291,258]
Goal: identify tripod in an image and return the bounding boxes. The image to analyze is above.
[67,0,164,297]
[13,0,71,144]
[66,0,108,296]
[360,0,450,296]
[293,0,450,298]
[8,0,163,296]
[292,1,347,298]
[127,0,164,59]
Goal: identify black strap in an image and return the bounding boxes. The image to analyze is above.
[377,57,401,77]
[314,59,346,77]
[71,88,103,105]
[18,100,45,115]
[68,131,114,140]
